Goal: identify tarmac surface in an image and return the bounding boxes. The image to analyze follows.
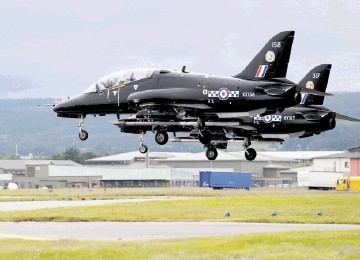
[0,222,359,241]
[0,197,187,211]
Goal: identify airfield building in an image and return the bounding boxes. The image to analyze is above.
[1,148,358,189]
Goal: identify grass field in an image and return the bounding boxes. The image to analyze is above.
[1,189,359,258]
[0,230,359,259]
[0,189,359,224]
[0,187,258,201]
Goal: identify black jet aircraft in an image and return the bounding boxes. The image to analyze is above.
[115,64,360,161]
[53,31,329,142]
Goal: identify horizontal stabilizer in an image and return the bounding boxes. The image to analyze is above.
[336,113,360,122]
[299,87,332,96]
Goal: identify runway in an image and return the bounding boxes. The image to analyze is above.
[0,197,187,211]
[0,222,359,241]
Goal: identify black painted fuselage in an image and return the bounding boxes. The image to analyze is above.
[53,69,300,118]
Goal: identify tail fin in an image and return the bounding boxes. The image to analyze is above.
[299,64,331,105]
[234,31,294,80]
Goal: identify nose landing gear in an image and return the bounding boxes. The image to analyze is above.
[79,130,88,141]
[139,131,148,154]
[78,115,88,141]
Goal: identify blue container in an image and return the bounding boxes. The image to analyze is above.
[199,171,252,189]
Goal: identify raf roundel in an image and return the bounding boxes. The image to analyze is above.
[263,115,272,123]
[218,88,230,100]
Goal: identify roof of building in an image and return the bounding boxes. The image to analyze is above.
[0,160,80,170]
[0,160,26,170]
[263,163,291,170]
[26,160,81,166]
[313,152,360,159]
[158,150,240,162]
[259,151,343,160]
[347,146,360,153]
[86,151,191,163]
[159,151,299,162]
[85,150,346,165]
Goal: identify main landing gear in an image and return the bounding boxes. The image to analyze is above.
[199,130,212,145]
[194,128,217,161]
[205,146,218,161]
[243,137,257,161]
[155,131,168,145]
[78,115,88,141]
[198,129,217,161]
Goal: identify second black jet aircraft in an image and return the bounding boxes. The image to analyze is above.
[116,64,360,160]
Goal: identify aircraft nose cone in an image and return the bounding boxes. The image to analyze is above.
[53,103,61,113]
[53,99,70,113]
[53,101,63,113]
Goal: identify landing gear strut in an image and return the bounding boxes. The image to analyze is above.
[139,131,148,154]
[243,137,257,161]
[78,115,88,141]
[199,130,212,145]
[193,116,212,145]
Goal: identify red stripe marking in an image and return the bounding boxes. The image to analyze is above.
[255,66,262,77]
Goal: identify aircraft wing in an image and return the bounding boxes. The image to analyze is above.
[138,102,213,110]
[336,113,360,122]
[216,108,266,118]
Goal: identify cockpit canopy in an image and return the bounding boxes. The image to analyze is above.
[83,68,156,94]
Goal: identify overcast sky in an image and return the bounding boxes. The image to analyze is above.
[0,0,359,98]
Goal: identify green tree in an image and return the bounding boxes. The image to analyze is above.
[52,147,98,164]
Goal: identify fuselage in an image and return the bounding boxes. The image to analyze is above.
[53,68,301,118]
[243,105,336,135]
[117,104,336,139]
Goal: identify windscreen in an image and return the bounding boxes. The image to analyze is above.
[83,68,155,93]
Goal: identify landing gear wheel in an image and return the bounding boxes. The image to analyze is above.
[79,130,88,141]
[199,130,212,145]
[155,131,168,145]
[206,148,218,161]
[139,145,148,154]
[245,148,257,161]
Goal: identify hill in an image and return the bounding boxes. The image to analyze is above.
[0,93,359,157]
